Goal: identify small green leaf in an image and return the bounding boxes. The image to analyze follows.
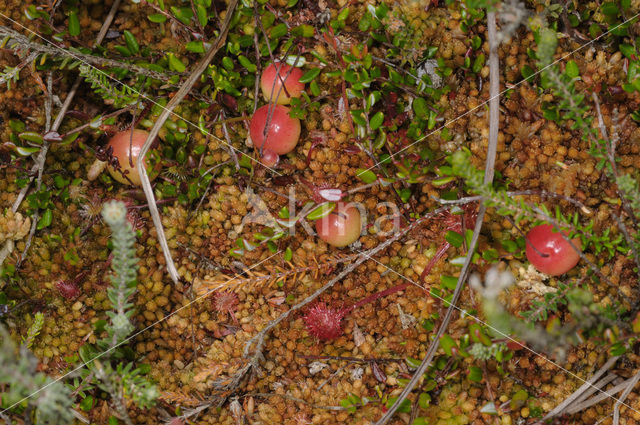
[501,239,518,253]
[284,246,293,261]
[432,176,456,186]
[79,395,94,411]
[37,209,53,230]
[113,45,131,57]
[472,53,485,73]
[68,11,80,36]
[148,13,167,23]
[337,7,349,21]
[511,389,529,409]
[267,240,277,252]
[412,97,428,119]
[306,202,336,220]
[439,334,457,356]
[418,392,431,409]
[405,357,421,369]
[171,6,193,25]
[278,206,290,219]
[445,230,464,248]
[601,2,619,15]
[167,53,186,72]
[356,168,377,184]
[521,65,535,80]
[196,4,207,27]
[15,146,40,156]
[123,30,139,55]
[564,60,579,78]
[469,323,492,345]
[471,35,481,50]
[421,319,434,331]
[185,41,205,53]
[238,55,256,72]
[620,44,635,59]
[310,80,320,96]
[19,132,43,144]
[222,56,234,70]
[427,110,437,129]
[397,188,411,203]
[292,24,314,37]
[9,119,25,132]
[369,111,384,130]
[468,366,483,382]
[269,23,288,39]
[299,68,321,83]
[440,275,458,290]
[385,397,411,413]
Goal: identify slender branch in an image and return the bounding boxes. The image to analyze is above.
[221,112,240,170]
[565,375,640,415]
[373,10,501,424]
[539,356,619,421]
[136,0,239,285]
[572,374,621,408]
[613,369,640,425]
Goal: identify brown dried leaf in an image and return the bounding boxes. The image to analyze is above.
[160,391,202,407]
[352,323,365,347]
[370,361,387,383]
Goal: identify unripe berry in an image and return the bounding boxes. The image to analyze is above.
[106,129,157,186]
[315,203,362,247]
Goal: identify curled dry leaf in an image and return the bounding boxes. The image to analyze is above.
[318,188,343,202]
[352,322,365,347]
[371,361,387,383]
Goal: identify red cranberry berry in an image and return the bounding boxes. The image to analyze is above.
[525,224,581,276]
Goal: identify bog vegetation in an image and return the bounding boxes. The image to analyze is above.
[1,0,640,424]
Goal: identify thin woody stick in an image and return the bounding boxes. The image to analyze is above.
[135,0,239,285]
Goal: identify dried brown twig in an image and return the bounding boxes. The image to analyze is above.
[193,253,356,296]
[374,10,501,424]
[538,356,620,422]
[231,206,451,390]
[613,369,640,425]
[135,0,239,285]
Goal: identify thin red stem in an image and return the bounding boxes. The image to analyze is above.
[344,281,412,314]
[419,241,451,284]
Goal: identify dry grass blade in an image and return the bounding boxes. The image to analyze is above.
[135,0,239,285]
[565,375,640,416]
[374,10,501,424]
[539,356,620,422]
[613,370,640,424]
[159,391,203,407]
[193,253,356,297]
